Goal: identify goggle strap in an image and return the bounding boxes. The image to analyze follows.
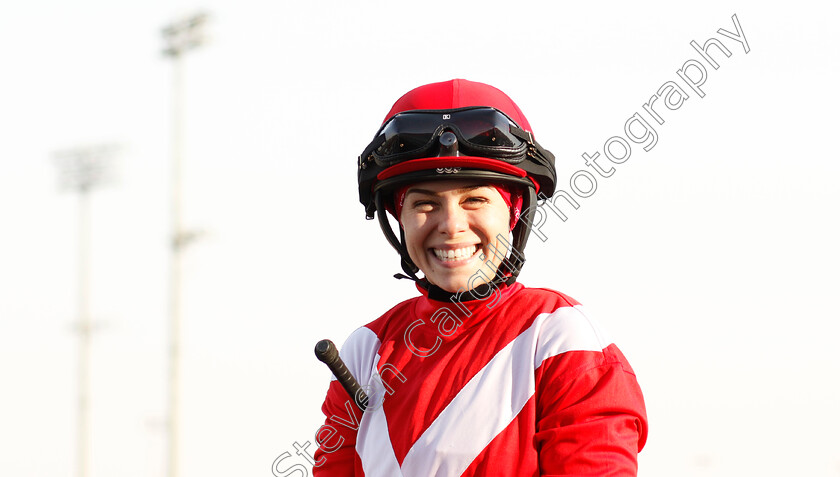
[509,125,533,144]
[510,125,555,167]
[359,135,386,172]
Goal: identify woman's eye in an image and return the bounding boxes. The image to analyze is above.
[465,196,488,204]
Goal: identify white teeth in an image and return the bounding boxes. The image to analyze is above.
[433,245,478,261]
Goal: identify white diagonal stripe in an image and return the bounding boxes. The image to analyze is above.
[400,305,610,477]
[356,370,403,476]
[534,304,611,367]
[335,326,404,476]
[334,326,381,386]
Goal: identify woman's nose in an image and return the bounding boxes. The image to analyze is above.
[437,201,468,235]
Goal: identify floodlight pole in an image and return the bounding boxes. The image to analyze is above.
[161,12,207,477]
[53,146,113,477]
[77,181,92,477]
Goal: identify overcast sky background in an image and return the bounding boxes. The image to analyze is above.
[1,1,839,476]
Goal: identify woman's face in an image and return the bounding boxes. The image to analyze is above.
[400,180,512,293]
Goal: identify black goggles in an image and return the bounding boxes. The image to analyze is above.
[361,107,536,166]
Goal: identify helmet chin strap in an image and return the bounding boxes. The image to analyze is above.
[374,190,421,281]
[374,186,539,290]
[498,186,537,284]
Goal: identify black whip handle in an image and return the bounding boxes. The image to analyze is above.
[315,339,368,411]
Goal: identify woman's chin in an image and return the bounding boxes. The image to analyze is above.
[425,274,471,294]
[426,268,494,294]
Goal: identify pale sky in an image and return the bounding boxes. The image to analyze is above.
[1,1,839,476]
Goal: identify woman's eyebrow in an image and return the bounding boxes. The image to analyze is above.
[405,185,487,196]
[404,188,438,197]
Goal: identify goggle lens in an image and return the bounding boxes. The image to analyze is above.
[453,108,518,147]
[375,108,522,160]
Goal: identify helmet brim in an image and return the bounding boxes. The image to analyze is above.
[375,155,529,182]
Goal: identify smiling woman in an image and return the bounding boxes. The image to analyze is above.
[313,79,648,476]
[400,181,511,293]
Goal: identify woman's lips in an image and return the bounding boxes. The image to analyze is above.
[431,245,479,262]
